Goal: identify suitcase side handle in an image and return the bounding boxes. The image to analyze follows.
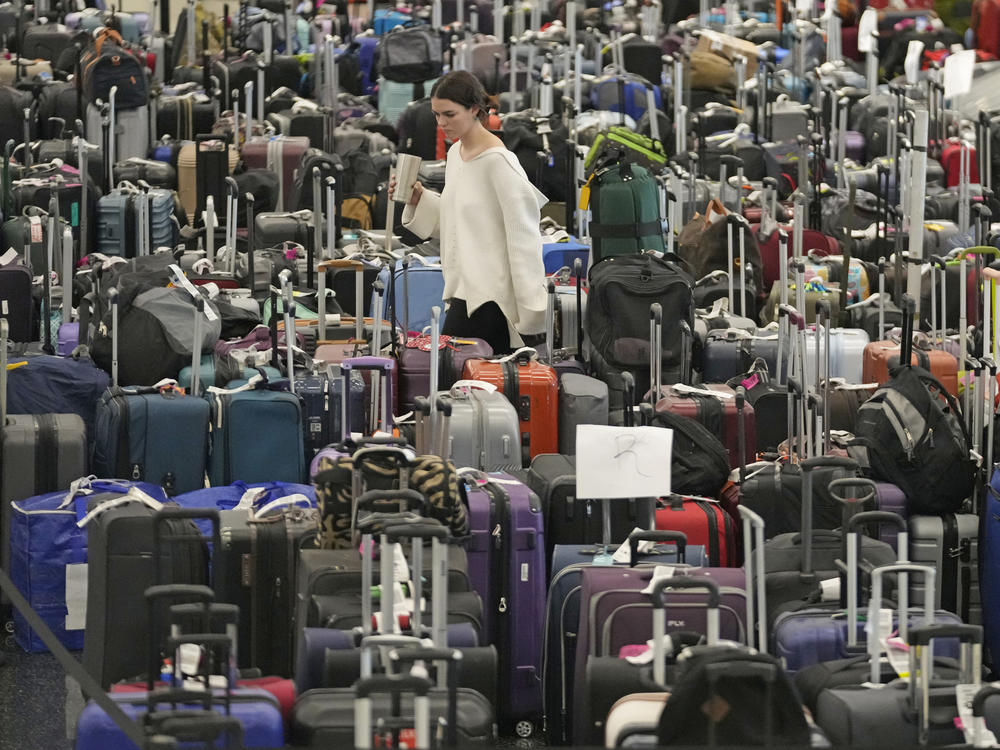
[628,528,686,567]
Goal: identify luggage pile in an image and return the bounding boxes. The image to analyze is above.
[5,0,1000,747]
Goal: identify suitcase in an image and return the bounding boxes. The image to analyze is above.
[557,373,609,455]
[445,380,523,472]
[542,529,703,746]
[525,452,657,562]
[572,564,748,745]
[176,135,240,223]
[90,292,211,495]
[241,135,311,211]
[541,236,590,274]
[861,335,959,397]
[813,622,984,747]
[85,102,150,163]
[214,493,320,676]
[459,471,546,734]
[908,513,981,625]
[399,336,493,413]
[654,495,738,568]
[0,253,35,343]
[462,349,558,464]
[80,498,212,689]
[112,157,177,189]
[378,254,445,336]
[654,383,757,471]
[700,328,786,384]
[155,93,219,141]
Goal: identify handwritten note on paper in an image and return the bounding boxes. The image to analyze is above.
[576,425,672,499]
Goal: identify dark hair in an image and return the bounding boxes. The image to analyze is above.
[430,71,489,123]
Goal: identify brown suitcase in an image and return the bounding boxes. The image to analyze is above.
[861,338,959,396]
[463,350,559,465]
[241,136,310,212]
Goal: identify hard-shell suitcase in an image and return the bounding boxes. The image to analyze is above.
[861,336,959,397]
[241,135,311,211]
[908,513,981,625]
[176,136,239,223]
[446,381,523,472]
[654,495,738,568]
[463,349,558,464]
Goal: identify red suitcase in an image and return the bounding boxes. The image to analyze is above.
[241,135,310,211]
[654,383,757,471]
[754,225,839,292]
[654,494,738,567]
[462,348,558,465]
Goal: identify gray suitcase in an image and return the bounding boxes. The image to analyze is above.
[908,513,981,625]
[557,373,609,455]
[86,102,151,164]
[443,385,521,472]
[0,319,88,597]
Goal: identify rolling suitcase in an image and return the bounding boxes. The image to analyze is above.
[241,135,310,211]
[462,347,559,464]
[90,291,211,495]
[445,380,522,472]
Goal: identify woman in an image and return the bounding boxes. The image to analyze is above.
[388,71,548,354]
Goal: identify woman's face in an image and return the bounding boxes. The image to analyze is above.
[431,96,479,142]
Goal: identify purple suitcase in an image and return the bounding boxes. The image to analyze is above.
[57,322,79,356]
[398,337,493,412]
[462,472,497,644]
[463,471,547,735]
[873,481,907,547]
[571,565,747,744]
[844,131,865,163]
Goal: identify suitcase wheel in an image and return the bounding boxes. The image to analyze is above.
[515,720,535,739]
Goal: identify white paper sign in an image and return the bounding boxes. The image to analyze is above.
[575,425,672,499]
[944,49,976,99]
[904,40,925,84]
[857,9,878,53]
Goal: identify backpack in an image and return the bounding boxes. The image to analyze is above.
[80,28,148,109]
[586,252,694,376]
[657,647,811,746]
[848,364,975,515]
[378,23,444,83]
[647,410,729,497]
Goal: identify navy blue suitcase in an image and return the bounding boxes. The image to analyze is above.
[296,370,366,456]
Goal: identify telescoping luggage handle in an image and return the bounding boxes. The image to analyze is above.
[355,673,433,750]
[649,576,721,687]
[388,646,462,747]
[908,624,983,746]
[796,456,858,576]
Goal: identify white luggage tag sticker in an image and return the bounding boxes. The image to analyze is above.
[671,383,734,400]
[956,682,999,746]
[640,565,677,595]
[168,263,219,322]
[0,248,18,266]
[612,527,656,564]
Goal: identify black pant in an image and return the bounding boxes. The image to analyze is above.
[442,299,513,355]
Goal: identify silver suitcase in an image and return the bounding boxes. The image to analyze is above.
[557,373,608,455]
[908,513,981,624]
[445,386,521,472]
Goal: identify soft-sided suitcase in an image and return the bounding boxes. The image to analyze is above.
[75,688,285,749]
[80,493,211,689]
[557,373,609,455]
[206,374,306,485]
[459,471,547,735]
[463,349,559,464]
[526,452,657,562]
[214,492,320,676]
[399,336,493,412]
[0,253,36,344]
[378,254,445,336]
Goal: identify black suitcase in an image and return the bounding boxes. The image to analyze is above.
[81,497,211,689]
[214,499,320,675]
[266,110,329,151]
[21,24,72,61]
[112,158,178,190]
[156,95,218,141]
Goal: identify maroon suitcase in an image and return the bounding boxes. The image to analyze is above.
[398,336,494,412]
[241,135,310,211]
[654,383,757,470]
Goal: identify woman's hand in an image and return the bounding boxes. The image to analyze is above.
[388,175,424,207]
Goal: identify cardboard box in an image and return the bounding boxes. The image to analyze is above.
[695,30,760,80]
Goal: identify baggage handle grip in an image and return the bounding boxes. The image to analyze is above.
[958,246,1000,260]
[353,435,411,448]
[629,529,687,567]
[388,647,462,666]
[828,478,878,507]
[342,356,395,371]
[169,602,239,626]
[144,584,215,606]
[908,623,982,647]
[972,686,1000,717]
[413,396,431,416]
[356,489,427,514]
[146,711,243,743]
[355,673,432,699]
[844,509,906,534]
[799,456,858,472]
[352,446,413,468]
[384,521,448,543]
[650,576,721,609]
[704,660,777,683]
[163,632,234,653]
[142,688,222,708]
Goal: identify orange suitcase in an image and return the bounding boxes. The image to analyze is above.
[463,349,559,465]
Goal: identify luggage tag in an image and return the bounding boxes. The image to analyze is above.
[955,682,999,747]
[611,527,657,564]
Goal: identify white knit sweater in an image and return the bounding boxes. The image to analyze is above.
[401,143,548,347]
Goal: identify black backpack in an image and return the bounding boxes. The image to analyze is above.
[647,410,729,497]
[80,28,148,109]
[657,647,811,746]
[848,302,975,515]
